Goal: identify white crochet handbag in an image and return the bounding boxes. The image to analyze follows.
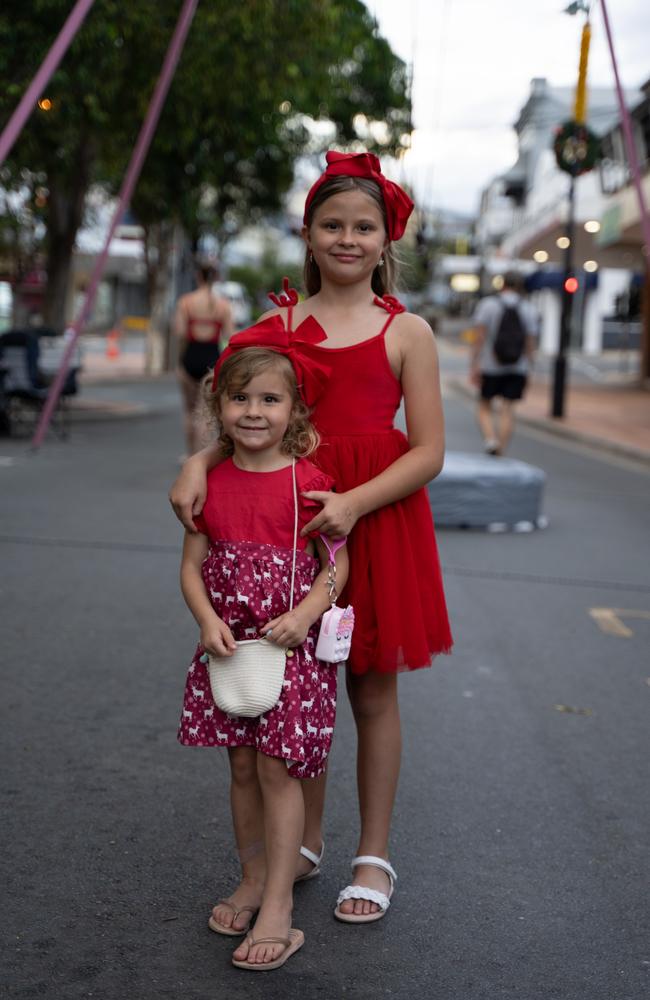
[206,459,298,718]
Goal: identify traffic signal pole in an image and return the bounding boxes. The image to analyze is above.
[552,174,576,418]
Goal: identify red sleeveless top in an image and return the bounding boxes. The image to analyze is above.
[278,294,452,674]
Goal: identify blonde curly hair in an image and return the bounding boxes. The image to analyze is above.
[203,348,320,458]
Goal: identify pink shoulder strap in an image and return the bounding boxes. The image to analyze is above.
[268,277,300,334]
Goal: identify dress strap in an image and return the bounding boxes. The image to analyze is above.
[373,294,406,336]
[268,277,300,334]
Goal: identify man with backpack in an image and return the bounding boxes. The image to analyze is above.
[468,271,539,456]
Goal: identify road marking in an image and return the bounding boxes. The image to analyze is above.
[588,607,650,638]
[554,704,593,716]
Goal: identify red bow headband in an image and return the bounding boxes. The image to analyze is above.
[210,315,330,408]
[303,151,414,242]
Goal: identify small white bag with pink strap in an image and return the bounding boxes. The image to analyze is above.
[315,535,354,663]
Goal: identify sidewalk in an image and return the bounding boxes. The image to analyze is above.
[512,377,650,461]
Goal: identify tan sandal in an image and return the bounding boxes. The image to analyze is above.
[334,855,397,924]
[232,928,305,971]
[208,899,258,937]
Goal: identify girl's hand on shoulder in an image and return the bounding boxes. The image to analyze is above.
[262,609,310,649]
[200,618,237,658]
[301,491,359,537]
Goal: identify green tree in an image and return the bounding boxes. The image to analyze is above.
[0,0,410,331]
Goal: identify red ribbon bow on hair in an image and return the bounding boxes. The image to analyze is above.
[303,151,414,242]
[210,315,331,408]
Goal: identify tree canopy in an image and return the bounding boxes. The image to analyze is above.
[0,0,411,327]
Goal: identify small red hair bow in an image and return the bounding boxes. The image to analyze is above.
[211,315,330,408]
[267,276,299,308]
[304,151,414,242]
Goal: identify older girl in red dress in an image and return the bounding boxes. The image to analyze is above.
[171,151,452,934]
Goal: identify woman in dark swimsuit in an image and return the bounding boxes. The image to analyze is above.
[174,263,234,455]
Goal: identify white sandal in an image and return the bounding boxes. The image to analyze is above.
[334,855,397,923]
[294,842,324,883]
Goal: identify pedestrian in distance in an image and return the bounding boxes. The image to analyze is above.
[179,344,348,971]
[171,150,452,928]
[174,260,234,457]
[468,270,539,456]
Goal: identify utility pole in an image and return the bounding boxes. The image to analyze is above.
[552,176,576,417]
[551,1,598,418]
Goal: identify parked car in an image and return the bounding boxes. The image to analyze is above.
[212,281,252,329]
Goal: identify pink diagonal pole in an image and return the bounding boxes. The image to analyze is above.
[32,0,199,449]
[0,0,96,166]
[600,0,650,260]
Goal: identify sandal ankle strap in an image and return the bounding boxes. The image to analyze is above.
[350,855,397,886]
[299,842,324,867]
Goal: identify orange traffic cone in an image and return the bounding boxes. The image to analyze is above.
[106,329,121,359]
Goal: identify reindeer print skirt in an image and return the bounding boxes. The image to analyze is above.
[178,538,338,778]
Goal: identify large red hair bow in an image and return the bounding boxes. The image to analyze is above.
[303,151,414,242]
[211,315,330,408]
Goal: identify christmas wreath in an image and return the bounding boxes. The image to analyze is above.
[554,120,601,176]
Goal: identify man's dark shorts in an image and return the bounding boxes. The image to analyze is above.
[480,373,527,401]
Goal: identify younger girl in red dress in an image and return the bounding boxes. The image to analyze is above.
[179,346,348,970]
[171,151,452,925]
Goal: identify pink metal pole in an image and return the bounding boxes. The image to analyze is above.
[0,0,96,166]
[31,0,199,449]
[600,0,650,258]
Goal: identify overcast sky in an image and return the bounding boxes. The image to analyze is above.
[368,0,649,215]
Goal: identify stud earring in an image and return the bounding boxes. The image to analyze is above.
[378,255,385,268]
[309,251,314,264]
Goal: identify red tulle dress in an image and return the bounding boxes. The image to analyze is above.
[281,294,453,675]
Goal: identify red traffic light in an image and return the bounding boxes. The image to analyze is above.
[564,276,579,294]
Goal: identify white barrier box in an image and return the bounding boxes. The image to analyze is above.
[428,452,546,529]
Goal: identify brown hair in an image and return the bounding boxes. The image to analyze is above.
[302,175,398,297]
[203,348,320,458]
[196,260,218,284]
[502,270,524,293]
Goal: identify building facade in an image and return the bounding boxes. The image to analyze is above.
[476,77,645,357]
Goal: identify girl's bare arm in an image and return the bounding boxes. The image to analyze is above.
[173,297,188,340]
[170,445,223,530]
[180,532,236,655]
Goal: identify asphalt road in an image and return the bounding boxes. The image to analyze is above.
[1,377,649,1000]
